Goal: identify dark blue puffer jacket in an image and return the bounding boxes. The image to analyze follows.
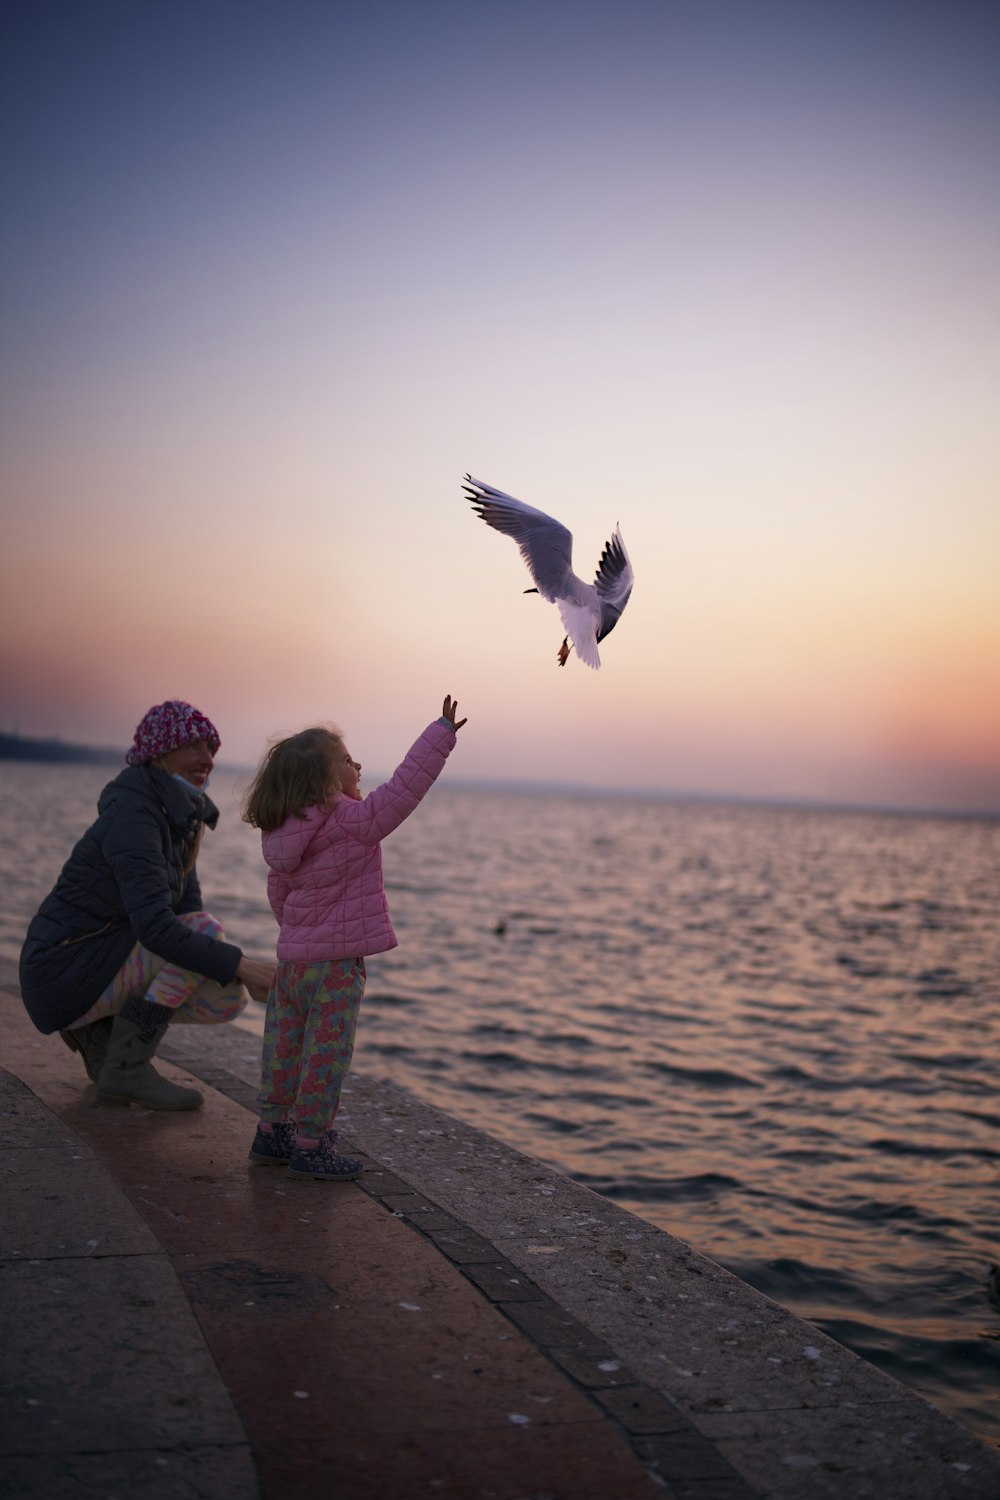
[19,765,243,1033]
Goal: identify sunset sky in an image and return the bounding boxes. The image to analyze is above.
[2,0,998,812]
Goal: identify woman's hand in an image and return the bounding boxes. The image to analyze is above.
[442,695,468,730]
[237,956,276,1004]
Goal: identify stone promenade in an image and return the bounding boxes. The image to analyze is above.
[2,987,997,1498]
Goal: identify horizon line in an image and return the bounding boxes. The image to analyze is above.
[1,731,996,825]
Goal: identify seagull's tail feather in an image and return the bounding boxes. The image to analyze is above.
[557,599,601,670]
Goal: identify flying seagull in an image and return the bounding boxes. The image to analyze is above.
[463,474,634,669]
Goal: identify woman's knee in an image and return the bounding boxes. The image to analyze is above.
[178,910,225,940]
[171,981,247,1025]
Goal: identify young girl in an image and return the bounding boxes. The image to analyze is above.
[242,695,467,1182]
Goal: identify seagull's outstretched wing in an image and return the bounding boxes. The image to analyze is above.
[593,526,634,643]
[463,474,574,602]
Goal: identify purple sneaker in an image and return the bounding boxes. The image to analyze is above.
[287,1131,363,1183]
[248,1122,294,1166]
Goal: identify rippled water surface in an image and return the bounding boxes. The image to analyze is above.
[3,761,998,1445]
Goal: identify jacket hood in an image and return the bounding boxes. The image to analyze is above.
[98,765,220,830]
[262,804,326,874]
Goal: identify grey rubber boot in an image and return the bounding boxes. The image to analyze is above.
[96,998,203,1111]
[59,1016,115,1083]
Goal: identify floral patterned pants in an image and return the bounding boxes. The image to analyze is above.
[256,958,366,1137]
[69,911,248,1028]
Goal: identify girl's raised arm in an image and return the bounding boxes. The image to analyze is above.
[337,710,461,845]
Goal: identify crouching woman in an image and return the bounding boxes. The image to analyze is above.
[19,700,275,1111]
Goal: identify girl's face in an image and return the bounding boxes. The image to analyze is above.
[332,744,362,801]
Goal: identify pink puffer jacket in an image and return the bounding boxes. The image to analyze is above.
[263,719,457,962]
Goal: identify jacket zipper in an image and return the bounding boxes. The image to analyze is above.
[57,922,115,948]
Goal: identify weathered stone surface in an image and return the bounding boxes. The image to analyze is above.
[699,1400,1000,1500]
[0,1256,246,1455]
[1,997,662,1500]
[1,1144,160,1261]
[5,999,998,1500]
[161,1023,1000,1497]
[0,1446,260,1500]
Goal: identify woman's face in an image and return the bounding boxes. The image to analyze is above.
[159,737,215,789]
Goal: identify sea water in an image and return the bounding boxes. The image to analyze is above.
[2,760,998,1445]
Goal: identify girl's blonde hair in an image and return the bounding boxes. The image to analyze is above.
[242,726,347,832]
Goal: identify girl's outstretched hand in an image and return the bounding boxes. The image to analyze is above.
[442,695,468,731]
